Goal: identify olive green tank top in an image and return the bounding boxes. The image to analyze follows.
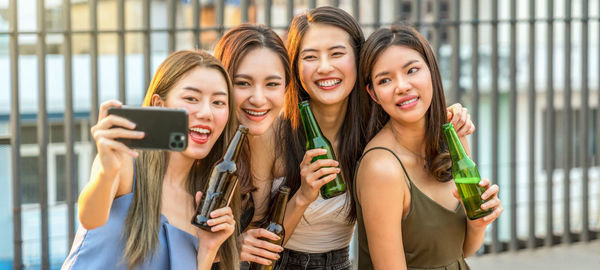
[354,147,470,270]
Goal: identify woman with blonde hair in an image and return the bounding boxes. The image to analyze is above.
[62,50,240,270]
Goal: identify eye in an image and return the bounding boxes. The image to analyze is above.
[302,55,316,61]
[332,51,345,57]
[266,82,281,87]
[213,100,227,106]
[184,96,198,102]
[234,81,251,87]
[408,67,419,74]
[376,78,391,85]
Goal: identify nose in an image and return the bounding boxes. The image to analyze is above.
[395,74,411,95]
[317,56,334,74]
[194,99,213,121]
[249,85,267,107]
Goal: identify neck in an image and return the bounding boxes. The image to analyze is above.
[388,118,427,158]
[163,152,195,188]
[310,98,348,142]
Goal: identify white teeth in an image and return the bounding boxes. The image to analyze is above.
[190,127,210,134]
[399,98,418,106]
[244,109,268,116]
[317,79,341,87]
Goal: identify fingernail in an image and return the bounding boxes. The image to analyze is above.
[276,254,281,259]
[481,204,487,209]
[206,220,213,226]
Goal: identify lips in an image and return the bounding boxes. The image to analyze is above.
[315,78,342,90]
[396,95,419,109]
[189,125,211,144]
[242,108,269,122]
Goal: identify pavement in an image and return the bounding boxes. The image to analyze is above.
[465,240,600,270]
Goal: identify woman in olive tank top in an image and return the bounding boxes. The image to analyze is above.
[353,24,504,269]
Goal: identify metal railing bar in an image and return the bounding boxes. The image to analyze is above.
[527,0,536,250]
[143,0,151,89]
[509,0,518,251]
[545,0,555,248]
[352,0,359,21]
[374,0,381,29]
[264,0,272,27]
[286,0,293,24]
[1,16,600,37]
[37,0,50,268]
[118,0,125,103]
[414,0,422,30]
[10,0,22,268]
[562,0,572,245]
[450,0,460,103]
[490,0,499,253]
[581,0,590,243]
[168,0,176,52]
[309,0,316,10]
[241,0,249,23]
[193,0,201,48]
[90,0,98,163]
[0,136,10,145]
[471,0,479,167]
[217,0,225,39]
[432,0,441,55]
[63,0,76,252]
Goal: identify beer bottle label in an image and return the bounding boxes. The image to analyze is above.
[454,177,481,185]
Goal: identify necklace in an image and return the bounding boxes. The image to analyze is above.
[389,125,428,169]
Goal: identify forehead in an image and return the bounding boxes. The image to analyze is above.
[172,66,228,94]
[237,47,285,76]
[300,23,352,51]
[373,45,424,70]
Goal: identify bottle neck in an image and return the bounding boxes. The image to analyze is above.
[299,101,323,140]
[223,127,247,162]
[443,124,468,161]
[270,187,290,225]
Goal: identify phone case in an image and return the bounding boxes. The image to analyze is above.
[108,106,188,151]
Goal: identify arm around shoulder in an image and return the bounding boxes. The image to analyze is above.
[356,150,409,270]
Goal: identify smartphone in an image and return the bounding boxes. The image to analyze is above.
[107,106,188,151]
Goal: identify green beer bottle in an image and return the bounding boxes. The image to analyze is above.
[442,123,492,220]
[192,125,248,230]
[298,100,346,199]
[248,186,290,270]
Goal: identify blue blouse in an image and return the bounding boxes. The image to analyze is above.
[62,180,199,269]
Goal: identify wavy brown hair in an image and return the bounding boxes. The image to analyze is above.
[214,24,291,229]
[359,24,452,182]
[277,6,371,223]
[124,50,240,270]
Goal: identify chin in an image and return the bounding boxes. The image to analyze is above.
[183,144,213,160]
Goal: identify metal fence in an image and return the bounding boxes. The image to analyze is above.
[2,0,600,269]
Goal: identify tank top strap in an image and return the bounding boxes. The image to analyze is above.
[356,147,413,184]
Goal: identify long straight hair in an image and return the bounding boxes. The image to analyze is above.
[124,50,240,270]
[359,24,452,182]
[214,24,291,227]
[277,6,371,223]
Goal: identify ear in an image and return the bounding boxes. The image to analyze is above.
[366,84,380,104]
[151,94,164,107]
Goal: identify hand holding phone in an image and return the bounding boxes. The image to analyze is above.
[107,106,188,151]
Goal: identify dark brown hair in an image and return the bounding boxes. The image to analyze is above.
[214,23,291,228]
[125,50,240,270]
[359,23,452,182]
[277,6,371,223]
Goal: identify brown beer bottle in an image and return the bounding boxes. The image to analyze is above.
[191,125,248,230]
[248,186,291,270]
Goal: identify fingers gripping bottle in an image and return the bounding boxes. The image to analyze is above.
[298,100,346,199]
[442,123,492,220]
[192,125,248,230]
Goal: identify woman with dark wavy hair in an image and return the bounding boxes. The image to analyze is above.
[354,24,503,269]
[214,24,291,268]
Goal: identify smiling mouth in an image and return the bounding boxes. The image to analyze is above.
[189,127,210,143]
[316,79,341,88]
[243,109,269,116]
[398,97,419,106]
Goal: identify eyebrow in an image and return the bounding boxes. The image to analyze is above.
[373,59,420,79]
[300,45,347,54]
[183,86,227,96]
[235,74,283,81]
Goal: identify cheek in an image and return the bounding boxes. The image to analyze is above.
[233,88,249,110]
[268,89,286,110]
